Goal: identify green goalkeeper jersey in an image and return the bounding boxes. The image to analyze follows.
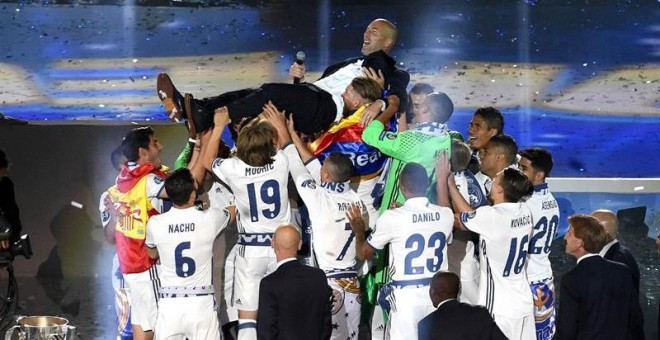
[362,120,452,213]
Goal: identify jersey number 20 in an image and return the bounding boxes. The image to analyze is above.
[404,232,447,275]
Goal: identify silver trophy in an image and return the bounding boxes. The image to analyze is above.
[4,316,76,340]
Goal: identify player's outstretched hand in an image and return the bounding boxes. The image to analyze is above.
[261,101,288,132]
[435,150,451,180]
[346,203,366,234]
[363,67,385,90]
[214,106,230,128]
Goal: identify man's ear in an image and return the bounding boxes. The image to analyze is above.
[138,147,147,160]
[534,170,546,184]
[297,240,302,251]
[487,128,498,139]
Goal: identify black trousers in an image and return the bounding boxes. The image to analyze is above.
[195,83,337,135]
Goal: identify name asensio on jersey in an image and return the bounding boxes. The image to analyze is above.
[169,223,195,233]
[413,212,442,223]
[245,163,275,176]
[510,215,532,228]
[542,200,558,210]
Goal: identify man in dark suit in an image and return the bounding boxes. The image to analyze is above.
[592,209,645,339]
[257,224,332,340]
[290,18,410,126]
[418,272,506,340]
[557,214,640,340]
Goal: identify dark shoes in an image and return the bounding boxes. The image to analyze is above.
[157,73,185,123]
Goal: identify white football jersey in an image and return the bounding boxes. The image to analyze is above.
[207,180,235,209]
[284,146,364,272]
[313,59,364,122]
[211,149,291,235]
[368,197,454,282]
[524,183,560,282]
[146,206,230,288]
[461,203,534,318]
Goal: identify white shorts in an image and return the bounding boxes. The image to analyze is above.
[112,255,132,337]
[385,286,434,340]
[328,277,361,340]
[223,245,238,322]
[155,296,220,340]
[493,313,536,340]
[458,242,480,304]
[123,266,160,331]
[233,250,277,311]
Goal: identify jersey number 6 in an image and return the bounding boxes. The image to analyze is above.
[175,242,196,278]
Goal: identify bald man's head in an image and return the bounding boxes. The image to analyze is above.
[272,224,302,261]
[592,209,619,239]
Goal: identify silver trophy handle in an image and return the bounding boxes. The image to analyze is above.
[4,325,22,340]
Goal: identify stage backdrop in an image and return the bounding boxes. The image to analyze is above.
[0,123,188,277]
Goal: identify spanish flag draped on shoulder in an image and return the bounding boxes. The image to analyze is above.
[109,163,168,274]
[309,104,387,182]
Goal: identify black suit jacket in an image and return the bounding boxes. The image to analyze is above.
[320,50,410,110]
[603,241,645,339]
[556,255,640,340]
[418,299,507,340]
[603,241,640,293]
[257,260,332,340]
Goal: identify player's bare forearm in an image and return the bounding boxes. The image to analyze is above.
[346,203,374,260]
[453,213,467,231]
[449,176,473,213]
[202,108,230,173]
[435,151,451,208]
[188,137,206,186]
[375,95,400,125]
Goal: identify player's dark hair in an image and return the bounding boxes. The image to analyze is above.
[409,82,434,96]
[351,77,382,103]
[569,214,611,253]
[519,148,554,178]
[325,152,355,182]
[426,92,454,124]
[121,126,154,162]
[450,140,471,172]
[473,107,504,134]
[400,162,429,196]
[407,83,435,118]
[500,167,533,203]
[165,168,196,206]
[488,134,518,166]
[236,119,276,167]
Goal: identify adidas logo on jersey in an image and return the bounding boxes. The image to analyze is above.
[235,299,242,305]
[374,324,385,332]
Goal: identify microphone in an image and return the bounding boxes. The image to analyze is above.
[293,51,305,84]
